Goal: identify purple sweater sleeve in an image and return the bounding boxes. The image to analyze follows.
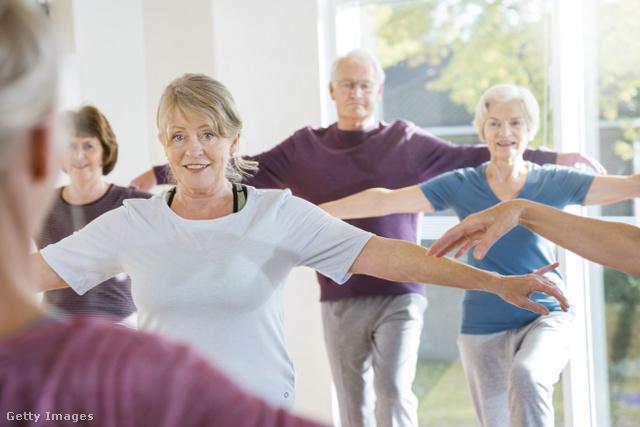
[243,136,296,189]
[432,142,558,173]
[524,145,558,165]
[245,126,558,189]
[153,164,172,186]
[402,125,558,179]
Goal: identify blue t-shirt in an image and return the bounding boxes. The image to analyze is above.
[419,162,596,334]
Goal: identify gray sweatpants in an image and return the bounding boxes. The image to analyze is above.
[322,293,428,427]
[458,311,575,427]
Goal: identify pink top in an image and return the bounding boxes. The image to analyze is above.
[0,317,327,427]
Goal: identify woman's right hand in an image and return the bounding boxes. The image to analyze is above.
[486,262,569,315]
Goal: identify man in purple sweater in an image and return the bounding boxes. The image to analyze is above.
[131,50,604,427]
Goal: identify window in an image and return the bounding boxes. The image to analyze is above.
[321,0,640,425]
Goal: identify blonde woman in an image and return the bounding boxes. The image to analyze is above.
[34,75,568,411]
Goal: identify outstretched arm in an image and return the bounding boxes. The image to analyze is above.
[32,252,69,291]
[556,152,607,174]
[319,185,434,219]
[129,168,158,191]
[428,199,640,276]
[350,236,569,315]
[582,173,640,206]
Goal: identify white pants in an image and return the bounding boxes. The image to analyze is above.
[458,311,575,427]
[322,293,427,427]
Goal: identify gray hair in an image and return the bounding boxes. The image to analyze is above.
[0,0,58,171]
[330,49,386,84]
[473,84,540,142]
[157,73,258,183]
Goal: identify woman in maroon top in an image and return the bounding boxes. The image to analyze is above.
[35,106,151,322]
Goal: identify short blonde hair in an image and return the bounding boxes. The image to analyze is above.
[473,84,540,143]
[157,74,258,183]
[0,0,57,172]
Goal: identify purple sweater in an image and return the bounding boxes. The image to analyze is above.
[156,120,557,301]
[35,185,151,319]
[0,317,327,427]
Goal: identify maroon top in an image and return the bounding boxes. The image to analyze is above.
[156,120,557,301]
[0,317,327,426]
[35,185,151,319]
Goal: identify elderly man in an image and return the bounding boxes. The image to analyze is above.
[131,50,604,427]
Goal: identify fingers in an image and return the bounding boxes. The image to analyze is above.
[533,262,560,277]
[428,225,484,258]
[427,225,464,256]
[530,265,570,312]
[453,236,479,258]
[558,152,608,175]
[517,300,550,316]
[499,268,569,315]
[583,156,607,175]
[540,280,570,312]
[508,280,568,314]
[427,228,466,257]
[470,225,506,260]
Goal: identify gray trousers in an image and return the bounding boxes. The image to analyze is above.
[458,311,575,427]
[322,293,428,427]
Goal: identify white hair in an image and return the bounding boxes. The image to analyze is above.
[330,49,386,84]
[0,0,58,170]
[473,84,540,142]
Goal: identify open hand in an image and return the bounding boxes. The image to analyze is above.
[428,200,523,260]
[489,262,569,315]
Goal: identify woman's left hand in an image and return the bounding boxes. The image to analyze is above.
[428,200,524,260]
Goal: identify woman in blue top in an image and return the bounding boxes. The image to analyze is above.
[319,83,640,427]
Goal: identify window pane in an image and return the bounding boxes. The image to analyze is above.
[352,2,557,424]
[359,0,553,147]
[589,0,640,424]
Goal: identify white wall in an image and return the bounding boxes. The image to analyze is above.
[70,0,150,187]
[209,0,323,154]
[51,0,333,423]
[207,2,331,421]
[140,0,216,166]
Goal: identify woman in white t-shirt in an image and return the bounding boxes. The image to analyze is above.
[33,74,569,410]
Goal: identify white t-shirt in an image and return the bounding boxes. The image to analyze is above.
[41,186,373,410]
